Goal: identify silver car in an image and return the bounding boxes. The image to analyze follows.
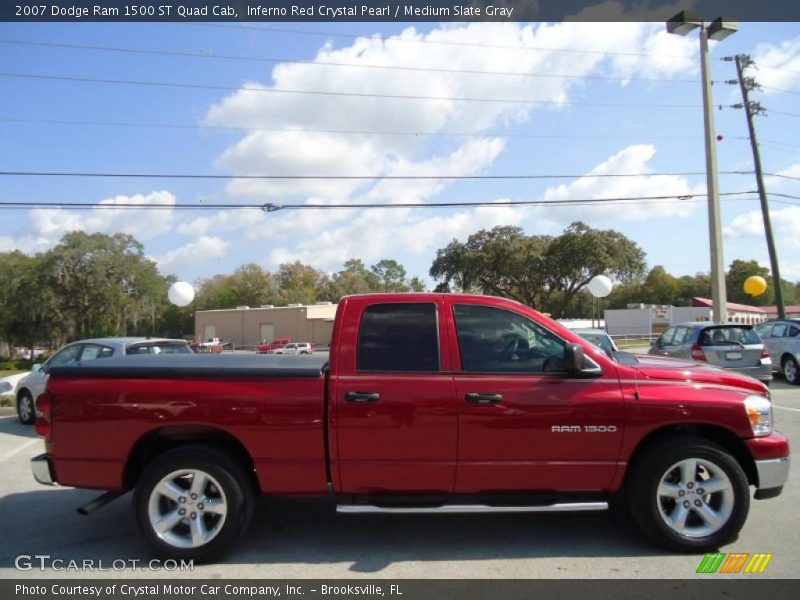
[16,337,192,425]
[572,328,619,358]
[649,322,772,385]
[755,319,800,385]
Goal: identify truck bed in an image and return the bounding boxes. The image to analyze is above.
[49,353,329,379]
[45,353,330,493]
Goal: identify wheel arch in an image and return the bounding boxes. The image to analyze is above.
[124,425,259,492]
[623,423,758,488]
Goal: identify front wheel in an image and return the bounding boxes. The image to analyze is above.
[783,356,799,385]
[133,445,254,561]
[628,437,749,552]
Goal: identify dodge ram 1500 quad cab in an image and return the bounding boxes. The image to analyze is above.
[31,294,790,561]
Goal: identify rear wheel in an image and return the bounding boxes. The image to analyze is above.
[17,391,35,425]
[628,437,749,552]
[133,446,254,561]
[783,356,799,385]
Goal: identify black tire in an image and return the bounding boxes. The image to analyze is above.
[17,390,35,425]
[783,356,800,385]
[133,445,255,562]
[627,436,749,552]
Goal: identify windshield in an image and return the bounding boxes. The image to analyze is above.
[699,327,760,346]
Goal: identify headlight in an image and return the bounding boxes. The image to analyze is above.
[744,395,773,437]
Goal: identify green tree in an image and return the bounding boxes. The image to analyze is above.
[0,251,59,354]
[543,222,646,316]
[639,266,681,305]
[727,259,772,306]
[41,232,168,339]
[371,259,409,292]
[408,276,427,292]
[329,259,381,299]
[276,261,331,305]
[430,226,551,306]
[229,263,277,307]
[430,222,646,317]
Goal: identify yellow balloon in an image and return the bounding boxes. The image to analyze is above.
[744,275,768,297]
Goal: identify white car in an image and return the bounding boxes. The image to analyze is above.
[15,337,191,425]
[272,342,314,355]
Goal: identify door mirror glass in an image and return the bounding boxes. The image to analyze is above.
[32,363,43,373]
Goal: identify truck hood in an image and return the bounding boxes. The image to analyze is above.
[629,355,767,394]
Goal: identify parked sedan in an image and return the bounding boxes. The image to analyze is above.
[572,328,619,358]
[755,319,800,385]
[15,337,192,424]
[649,323,772,385]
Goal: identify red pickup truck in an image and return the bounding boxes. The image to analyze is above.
[31,293,789,561]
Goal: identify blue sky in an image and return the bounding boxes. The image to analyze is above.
[1,19,799,290]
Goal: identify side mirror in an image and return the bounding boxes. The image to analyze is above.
[32,363,43,373]
[564,343,585,373]
[564,343,603,378]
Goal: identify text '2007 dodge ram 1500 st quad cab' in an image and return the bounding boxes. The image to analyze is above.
[31,294,790,561]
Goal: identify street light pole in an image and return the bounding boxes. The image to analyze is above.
[667,12,738,323]
[699,26,728,323]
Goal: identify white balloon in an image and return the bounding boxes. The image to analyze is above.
[587,275,613,298]
[168,281,195,307]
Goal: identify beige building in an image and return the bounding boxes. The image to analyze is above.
[194,303,338,348]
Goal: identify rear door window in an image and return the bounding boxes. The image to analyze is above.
[671,327,691,345]
[357,303,439,372]
[79,344,114,361]
[658,328,676,346]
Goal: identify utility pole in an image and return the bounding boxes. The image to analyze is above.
[699,27,728,323]
[731,54,786,319]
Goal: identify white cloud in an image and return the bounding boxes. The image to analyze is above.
[724,205,800,249]
[155,236,230,276]
[205,22,698,202]
[753,37,800,93]
[28,190,176,246]
[541,144,702,220]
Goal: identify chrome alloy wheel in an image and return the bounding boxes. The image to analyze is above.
[147,469,228,549]
[784,358,798,384]
[656,458,734,538]
[18,394,34,423]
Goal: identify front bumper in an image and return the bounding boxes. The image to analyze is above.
[746,432,790,499]
[31,453,57,486]
[754,457,790,498]
[729,363,772,383]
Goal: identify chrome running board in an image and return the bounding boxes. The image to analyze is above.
[336,502,608,514]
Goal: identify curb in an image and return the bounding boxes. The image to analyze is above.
[0,407,17,416]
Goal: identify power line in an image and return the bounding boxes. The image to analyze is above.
[0,72,700,108]
[0,169,757,180]
[191,23,698,60]
[766,109,800,118]
[0,116,707,142]
[0,191,759,211]
[758,64,800,76]
[0,38,701,84]
[759,84,800,96]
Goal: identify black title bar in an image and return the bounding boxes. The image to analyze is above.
[4,0,800,22]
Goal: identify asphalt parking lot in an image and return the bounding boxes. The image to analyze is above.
[0,381,797,580]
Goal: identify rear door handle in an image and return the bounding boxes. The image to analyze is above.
[345,391,381,402]
[465,393,503,404]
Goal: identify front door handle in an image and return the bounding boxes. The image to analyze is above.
[465,392,503,404]
[345,391,381,402]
